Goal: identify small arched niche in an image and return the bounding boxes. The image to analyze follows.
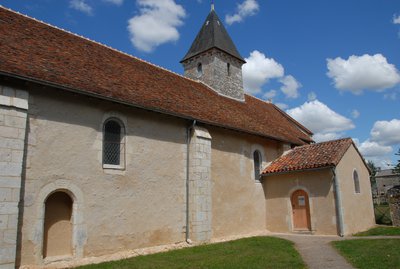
[43,191,73,258]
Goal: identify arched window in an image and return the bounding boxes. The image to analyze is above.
[253,150,262,181]
[353,170,360,193]
[103,118,125,167]
[227,63,231,76]
[197,63,203,77]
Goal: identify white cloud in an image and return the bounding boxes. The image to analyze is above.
[358,140,393,157]
[368,157,393,169]
[104,0,124,5]
[308,92,317,101]
[69,0,93,15]
[370,119,400,146]
[275,103,288,110]
[351,109,360,119]
[287,100,355,142]
[127,0,186,52]
[327,54,400,94]
[243,50,284,94]
[393,14,400,24]
[312,132,343,143]
[263,90,277,100]
[225,0,259,25]
[279,75,301,99]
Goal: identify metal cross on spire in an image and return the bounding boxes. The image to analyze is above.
[211,0,215,11]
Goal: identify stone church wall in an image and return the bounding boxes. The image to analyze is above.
[210,128,277,239]
[18,86,188,266]
[9,83,298,267]
[336,145,375,235]
[264,169,338,235]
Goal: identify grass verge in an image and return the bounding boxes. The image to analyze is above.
[354,226,400,236]
[332,239,400,269]
[77,236,306,269]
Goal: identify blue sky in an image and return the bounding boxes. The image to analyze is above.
[2,0,400,168]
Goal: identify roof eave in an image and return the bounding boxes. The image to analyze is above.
[180,47,246,64]
[262,165,335,177]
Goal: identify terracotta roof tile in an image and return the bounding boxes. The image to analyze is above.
[263,138,354,175]
[0,7,312,145]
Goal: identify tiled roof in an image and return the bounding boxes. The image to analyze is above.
[263,138,354,175]
[376,169,400,177]
[0,7,312,145]
[181,9,245,63]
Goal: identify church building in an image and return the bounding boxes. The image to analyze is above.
[0,5,375,268]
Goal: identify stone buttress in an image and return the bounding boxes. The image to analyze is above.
[0,85,29,269]
[188,126,212,242]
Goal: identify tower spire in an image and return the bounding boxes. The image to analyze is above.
[211,0,214,11]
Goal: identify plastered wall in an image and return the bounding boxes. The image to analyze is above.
[210,128,281,238]
[264,169,338,235]
[336,145,375,235]
[18,87,188,266]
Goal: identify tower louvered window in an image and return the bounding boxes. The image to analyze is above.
[103,119,125,166]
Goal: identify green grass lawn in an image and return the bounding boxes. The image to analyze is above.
[332,239,400,269]
[354,226,400,236]
[77,236,306,269]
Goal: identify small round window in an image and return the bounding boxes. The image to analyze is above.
[197,63,203,77]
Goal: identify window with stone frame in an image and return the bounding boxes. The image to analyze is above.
[103,118,125,167]
[253,150,262,181]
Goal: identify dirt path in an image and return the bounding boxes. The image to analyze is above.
[273,234,354,269]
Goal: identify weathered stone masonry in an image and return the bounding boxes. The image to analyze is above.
[183,49,245,101]
[0,85,29,269]
[188,126,212,242]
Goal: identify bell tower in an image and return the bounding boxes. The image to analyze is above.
[181,4,246,101]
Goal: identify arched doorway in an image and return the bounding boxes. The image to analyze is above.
[291,189,311,231]
[43,192,73,258]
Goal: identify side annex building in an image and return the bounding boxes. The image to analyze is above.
[0,6,375,268]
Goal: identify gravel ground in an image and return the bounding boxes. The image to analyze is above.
[273,233,354,269]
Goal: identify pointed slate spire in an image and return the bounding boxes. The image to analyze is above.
[181,9,245,63]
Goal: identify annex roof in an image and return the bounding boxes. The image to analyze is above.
[0,7,312,145]
[263,138,355,175]
[181,9,245,63]
[376,169,400,178]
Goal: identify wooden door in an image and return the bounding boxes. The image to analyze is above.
[291,190,311,230]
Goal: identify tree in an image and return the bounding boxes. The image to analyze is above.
[367,160,380,192]
[393,148,400,174]
[368,160,379,177]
